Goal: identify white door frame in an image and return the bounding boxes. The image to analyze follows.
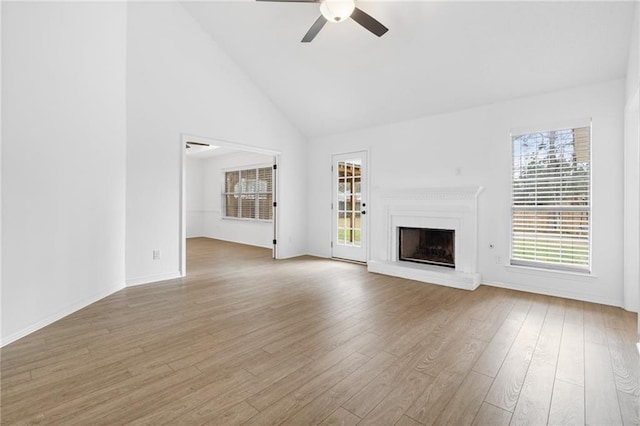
[179,133,281,277]
[330,149,370,263]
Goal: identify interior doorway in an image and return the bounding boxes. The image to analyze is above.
[180,133,281,276]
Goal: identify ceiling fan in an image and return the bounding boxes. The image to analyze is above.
[256,0,388,43]
[185,141,210,149]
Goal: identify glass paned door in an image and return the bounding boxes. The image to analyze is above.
[332,152,367,262]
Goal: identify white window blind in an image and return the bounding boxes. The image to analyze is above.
[511,125,591,271]
[223,166,273,221]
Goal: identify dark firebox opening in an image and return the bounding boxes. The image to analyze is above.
[399,227,455,268]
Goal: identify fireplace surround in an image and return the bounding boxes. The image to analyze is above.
[368,186,483,290]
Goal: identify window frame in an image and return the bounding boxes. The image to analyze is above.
[222,163,274,223]
[509,119,592,273]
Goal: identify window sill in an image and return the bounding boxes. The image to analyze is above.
[505,264,598,280]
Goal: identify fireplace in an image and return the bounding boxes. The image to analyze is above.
[399,227,455,268]
[367,186,483,290]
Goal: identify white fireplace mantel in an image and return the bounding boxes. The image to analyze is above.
[368,186,484,290]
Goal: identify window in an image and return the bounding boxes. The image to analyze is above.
[511,124,591,272]
[223,166,273,221]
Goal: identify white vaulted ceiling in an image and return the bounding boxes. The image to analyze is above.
[181,1,636,138]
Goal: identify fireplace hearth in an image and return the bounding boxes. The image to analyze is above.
[399,227,455,268]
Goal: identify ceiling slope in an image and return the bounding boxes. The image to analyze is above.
[181,1,635,138]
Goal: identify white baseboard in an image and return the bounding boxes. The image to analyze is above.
[637,342,640,356]
[0,284,123,348]
[483,280,622,308]
[126,272,183,287]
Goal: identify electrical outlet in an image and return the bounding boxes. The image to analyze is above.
[495,255,501,265]
[153,250,161,260]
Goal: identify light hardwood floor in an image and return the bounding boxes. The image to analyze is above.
[1,238,638,425]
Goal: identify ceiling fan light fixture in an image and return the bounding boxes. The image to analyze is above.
[320,0,355,23]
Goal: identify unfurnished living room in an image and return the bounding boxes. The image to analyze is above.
[1,0,639,424]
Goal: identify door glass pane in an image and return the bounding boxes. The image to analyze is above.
[338,179,346,194]
[337,212,345,244]
[336,158,362,248]
[345,195,352,211]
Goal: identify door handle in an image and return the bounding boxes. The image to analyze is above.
[361,211,366,215]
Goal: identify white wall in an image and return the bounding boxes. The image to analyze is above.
[201,151,274,249]
[623,3,640,319]
[185,156,205,238]
[1,0,4,340]
[126,2,307,285]
[1,3,127,344]
[626,4,639,103]
[308,79,627,308]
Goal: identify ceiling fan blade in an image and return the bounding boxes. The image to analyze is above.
[186,141,210,147]
[351,7,388,37]
[301,15,327,43]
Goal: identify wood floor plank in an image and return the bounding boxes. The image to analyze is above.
[473,318,521,378]
[1,344,91,378]
[606,326,640,399]
[618,389,640,426]
[0,370,31,387]
[470,299,515,342]
[483,298,547,412]
[319,407,361,426]
[0,238,633,425]
[505,295,533,324]
[510,312,563,425]
[563,299,584,326]
[413,314,479,378]
[434,371,493,425]
[281,351,397,426]
[190,400,258,425]
[341,336,436,418]
[245,332,377,411]
[124,367,255,425]
[36,366,199,425]
[547,380,584,426]
[19,364,176,425]
[555,320,584,386]
[242,319,369,376]
[584,341,623,425]
[396,414,425,426]
[583,302,608,345]
[1,364,133,424]
[358,369,433,425]
[243,352,368,425]
[405,338,487,426]
[472,402,512,425]
[173,354,313,424]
